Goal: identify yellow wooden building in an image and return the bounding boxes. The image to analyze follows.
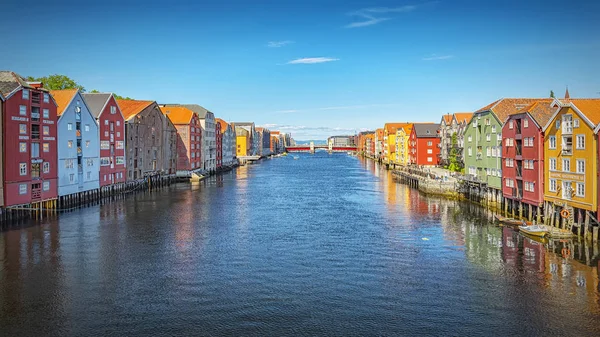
[543,98,600,217]
[383,123,409,165]
[395,124,413,165]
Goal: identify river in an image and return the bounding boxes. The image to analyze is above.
[1,152,599,336]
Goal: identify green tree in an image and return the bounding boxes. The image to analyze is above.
[26,74,85,91]
[90,89,100,93]
[113,93,133,100]
[447,133,462,172]
[550,90,555,98]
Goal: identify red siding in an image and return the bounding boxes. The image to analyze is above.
[408,128,440,166]
[3,88,58,206]
[502,113,544,207]
[216,123,222,168]
[98,96,126,186]
[173,114,202,171]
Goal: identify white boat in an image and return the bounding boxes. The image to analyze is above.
[293,156,299,160]
[518,224,549,238]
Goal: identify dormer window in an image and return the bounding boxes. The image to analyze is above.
[22,89,29,99]
[43,93,49,103]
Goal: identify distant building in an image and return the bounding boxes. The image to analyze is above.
[216,118,236,166]
[383,123,410,165]
[408,123,441,166]
[51,89,100,197]
[395,124,413,165]
[375,128,384,160]
[232,122,257,156]
[327,135,353,147]
[256,127,271,156]
[438,112,473,167]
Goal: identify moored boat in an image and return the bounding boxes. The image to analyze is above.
[494,214,532,226]
[518,224,549,238]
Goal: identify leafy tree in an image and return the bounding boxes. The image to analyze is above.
[26,74,85,91]
[90,89,100,93]
[113,93,133,100]
[550,90,555,98]
[447,133,462,172]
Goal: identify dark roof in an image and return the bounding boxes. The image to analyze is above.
[82,93,112,118]
[514,101,556,127]
[476,98,552,122]
[413,123,440,137]
[0,71,33,97]
[161,104,212,119]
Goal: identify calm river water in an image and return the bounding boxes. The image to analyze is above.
[1,152,599,336]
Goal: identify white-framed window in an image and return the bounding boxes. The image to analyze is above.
[19,105,27,116]
[468,147,472,156]
[19,163,27,175]
[100,141,110,150]
[104,119,109,125]
[509,120,513,129]
[427,157,433,162]
[505,138,510,146]
[43,162,50,173]
[19,184,27,195]
[43,126,50,136]
[576,159,585,174]
[22,89,29,99]
[19,124,27,134]
[523,160,529,169]
[486,134,491,141]
[427,141,433,146]
[468,135,472,142]
[67,123,73,131]
[43,109,49,119]
[491,125,496,133]
[549,136,556,149]
[555,120,560,129]
[68,140,73,148]
[100,157,111,166]
[43,93,49,103]
[486,147,491,157]
[116,141,124,149]
[117,132,120,137]
[485,118,490,125]
[104,131,109,137]
[103,175,107,181]
[506,179,511,187]
[469,166,476,175]
[576,135,585,149]
[549,179,557,192]
[19,142,27,152]
[576,183,585,197]
[510,138,514,146]
[86,140,90,148]
[562,158,570,172]
[43,181,50,191]
[573,119,580,128]
[116,120,121,126]
[427,149,432,154]
[116,156,125,165]
[87,158,93,166]
[524,119,529,128]
[85,124,90,132]
[43,143,49,152]
[111,106,116,114]
[191,152,195,158]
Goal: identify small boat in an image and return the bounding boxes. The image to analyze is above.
[293,156,299,160]
[518,224,549,238]
[494,214,532,226]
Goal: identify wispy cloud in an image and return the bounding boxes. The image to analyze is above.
[268,40,294,48]
[275,109,300,113]
[274,103,400,113]
[287,57,339,64]
[345,3,433,28]
[260,124,357,140]
[422,54,453,61]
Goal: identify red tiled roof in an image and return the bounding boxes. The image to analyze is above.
[566,99,600,125]
[116,99,154,120]
[159,106,195,125]
[50,89,78,116]
[454,112,473,124]
[215,118,230,133]
[477,98,553,123]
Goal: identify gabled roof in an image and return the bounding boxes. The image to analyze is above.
[413,123,440,137]
[255,127,264,132]
[383,122,410,135]
[567,99,600,126]
[160,106,195,125]
[162,104,212,119]
[442,114,453,124]
[81,93,113,118]
[476,98,552,123]
[117,99,154,120]
[513,101,556,128]
[270,130,280,135]
[215,118,230,133]
[50,89,78,116]
[0,71,35,97]
[454,112,473,124]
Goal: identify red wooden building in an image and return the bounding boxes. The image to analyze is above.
[0,71,58,207]
[82,93,126,187]
[216,120,222,169]
[408,123,441,166]
[159,106,202,172]
[502,101,554,209]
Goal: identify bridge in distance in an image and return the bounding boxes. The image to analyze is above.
[286,141,357,153]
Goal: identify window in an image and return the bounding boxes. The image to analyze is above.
[22,89,29,99]
[486,147,491,157]
[509,121,513,129]
[573,119,580,128]
[485,118,490,125]
[111,106,116,114]
[505,138,510,146]
[43,181,50,191]
[43,93,49,103]
[19,163,27,175]
[491,125,496,133]
[69,174,75,182]
[562,158,570,172]
[43,162,50,173]
[427,149,432,154]
[468,135,472,142]
[87,158,94,166]
[19,184,27,195]
[67,123,73,130]
[469,166,476,175]
[104,119,109,125]
[549,136,556,149]
[43,109,49,119]
[85,124,90,132]
[19,142,27,152]
[116,156,125,165]
[576,159,585,174]
[486,134,491,141]
[576,135,585,149]
[100,141,110,150]
[100,157,111,166]
[116,121,121,126]
[43,126,50,136]
[524,119,529,128]
[191,152,195,158]
[506,179,511,187]
[427,141,432,146]
[549,179,557,192]
[556,120,560,129]
[116,141,124,149]
[117,132,120,137]
[427,157,433,162]
[576,183,585,197]
[43,143,49,152]
[68,140,73,148]
[87,171,91,180]
[19,105,27,116]
[104,131,109,137]
[19,124,27,134]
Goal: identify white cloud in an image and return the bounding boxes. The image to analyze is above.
[345,3,433,28]
[275,109,300,113]
[287,57,339,64]
[268,40,294,48]
[422,54,454,61]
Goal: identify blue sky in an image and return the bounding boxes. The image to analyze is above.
[1,0,599,140]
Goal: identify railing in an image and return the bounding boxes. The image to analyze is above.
[77,147,82,155]
[516,166,522,178]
